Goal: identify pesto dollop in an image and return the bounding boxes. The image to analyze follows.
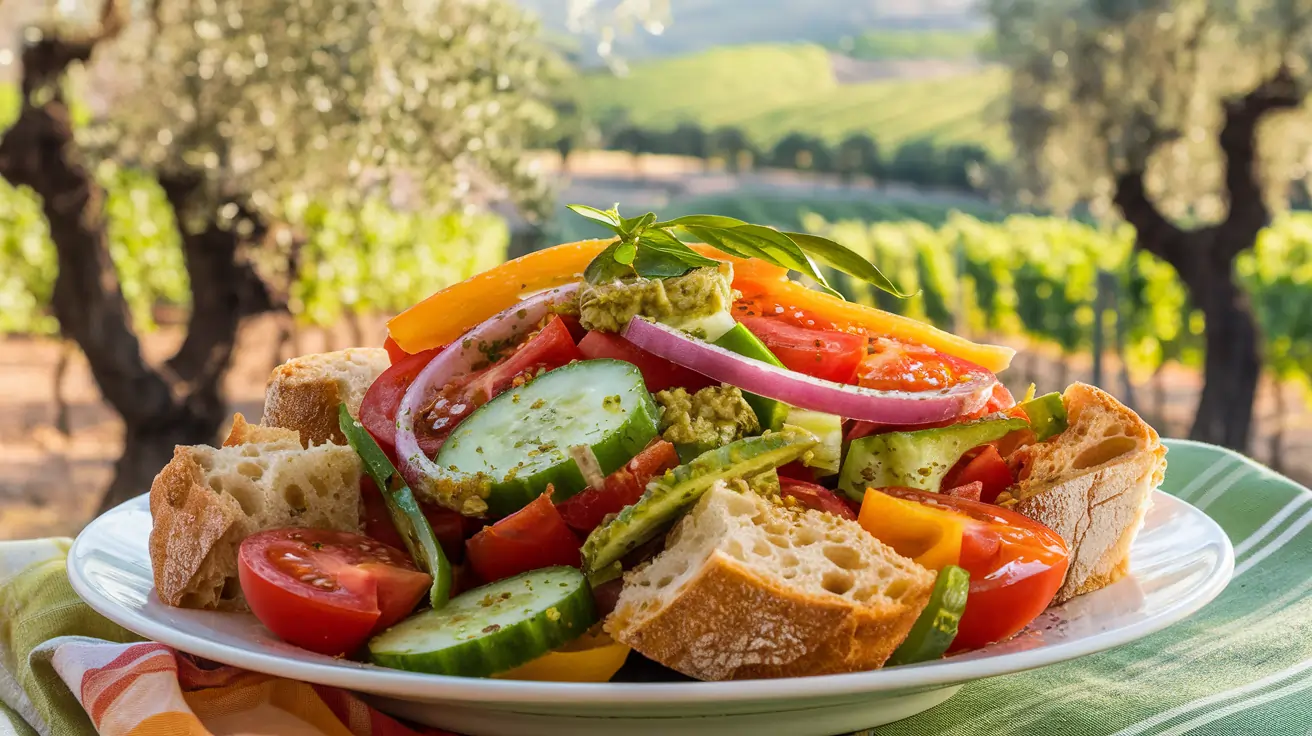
[578,265,735,335]
[654,385,760,451]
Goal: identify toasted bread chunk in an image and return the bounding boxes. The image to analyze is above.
[148,413,363,610]
[1003,383,1166,603]
[262,348,390,446]
[606,483,934,680]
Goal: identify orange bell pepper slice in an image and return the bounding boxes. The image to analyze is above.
[729,266,1015,374]
[858,488,966,571]
[492,630,631,682]
[386,239,612,354]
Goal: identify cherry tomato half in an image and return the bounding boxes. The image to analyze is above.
[237,528,431,656]
[577,331,714,393]
[556,440,680,534]
[779,478,858,520]
[738,316,866,383]
[466,493,583,583]
[942,445,1015,503]
[872,487,1069,653]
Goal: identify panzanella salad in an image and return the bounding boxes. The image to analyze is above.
[171,204,1166,683]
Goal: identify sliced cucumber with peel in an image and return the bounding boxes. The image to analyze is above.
[582,428,818,574]
[368,566,597,678]
[437,359,659,517]
[887,565,970,667]
[784,408,843,476]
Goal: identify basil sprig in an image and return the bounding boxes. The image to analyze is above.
[568,204,910,299]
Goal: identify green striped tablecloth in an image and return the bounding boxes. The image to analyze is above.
[0,439,1308,735]
[865,439,1312,736]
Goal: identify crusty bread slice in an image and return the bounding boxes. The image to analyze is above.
[148,413,363,610]
[1001,383,1166,604]
[605,482,935,680]
[262,348,390,447]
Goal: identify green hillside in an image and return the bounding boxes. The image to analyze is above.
[578,43,1010,155]
[840,29,991,60]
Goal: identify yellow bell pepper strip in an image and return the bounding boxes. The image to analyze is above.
[387,239,612,354]
[492,629,631,682]
[857,488,965,571]
[726,259,1015,374]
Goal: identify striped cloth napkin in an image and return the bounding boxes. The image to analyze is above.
[1,439,1309,735]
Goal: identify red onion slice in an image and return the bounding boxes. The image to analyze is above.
[394,283,580,513]
[622,316,995,425]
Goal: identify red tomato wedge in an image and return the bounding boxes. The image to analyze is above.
[464,315,583,402]
[360,477,475,563]
[466,493,583,583]
[556,440,680,534]
[383,335,411,364]
[360,346,445,456]
[855,338,995,394]
[871,487,1069,652]
[943,480,984,502]
[237,528,431,656]
[577,331,714,393]
[779,478,858,520]
[942,445,1015,503]
[737,316,865,384]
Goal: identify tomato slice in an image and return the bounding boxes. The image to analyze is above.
[465,315,583,402]
[556,440,680,534]
[873,487,1069,652]
[359,346,445,456]
[944,480,984,502]
[777,460,815,483]
[738,316,865,383]
[383,335,411,365]
[942,445,1015,503]
[237,528,431,656]
[780,479,858,520]
[360,477,476,563]
[577,331,714,393]
[466,493,583,583]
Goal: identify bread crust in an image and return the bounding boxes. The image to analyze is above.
[1006,383,1167,603]
[608,549,931,681]
[149,447,243,607]
[262,348,388,447]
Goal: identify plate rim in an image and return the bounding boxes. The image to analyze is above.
[68,489,1234,705]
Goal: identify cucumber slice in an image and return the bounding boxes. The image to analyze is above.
[712,323,789,431]
[784,408,842,476]
[368,566,597,677]
[887,565,970,666]
[437,359,660,517]
[339,405,451,608]
[581,428,817,574]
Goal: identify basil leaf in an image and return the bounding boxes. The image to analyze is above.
[619,212,656,237]
[716,225,840,296]
[680,224,765,260]
[785,231,915,298]
[614,240,637,265]
[584,240,636,283]
[567,204,622,233]
[654,214,749,230]
[632,229,720,279]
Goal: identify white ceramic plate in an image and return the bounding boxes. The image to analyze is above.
[69,490,1233,736]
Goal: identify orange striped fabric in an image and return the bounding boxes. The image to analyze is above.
[48,639,456,736]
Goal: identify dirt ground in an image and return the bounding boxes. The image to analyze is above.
[2,317,1309,540]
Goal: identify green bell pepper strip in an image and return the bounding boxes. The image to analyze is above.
[338,404,452,609]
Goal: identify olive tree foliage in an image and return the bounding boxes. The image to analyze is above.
[87,0,563,225]
[986,0,1312,450]
[991,0,1312,220]
[0,0,568,513]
